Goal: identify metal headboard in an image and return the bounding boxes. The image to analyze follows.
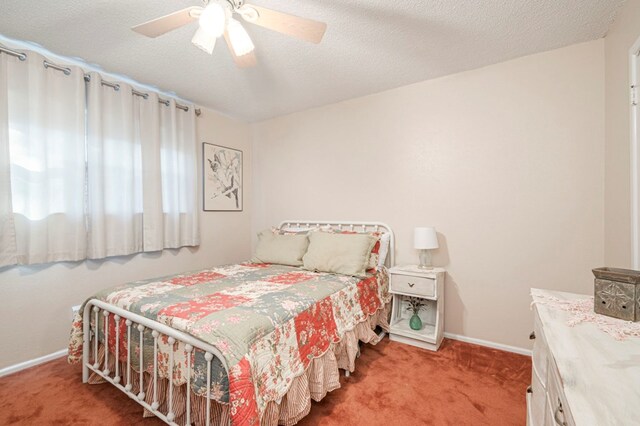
[278,220,395,267]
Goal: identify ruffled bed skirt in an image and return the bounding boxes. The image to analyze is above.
[88,303,390,425]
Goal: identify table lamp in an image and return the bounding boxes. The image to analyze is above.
[414,227,438,269]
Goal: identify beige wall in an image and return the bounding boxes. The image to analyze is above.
[252,40,606,350]
[0,107,252,370]
[604,0,640,268]
[0,36,615,367]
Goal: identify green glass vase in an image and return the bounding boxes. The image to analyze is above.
[409,313,422,330]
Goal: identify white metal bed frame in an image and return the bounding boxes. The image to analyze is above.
[81,220,394,426]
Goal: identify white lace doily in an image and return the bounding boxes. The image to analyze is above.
[532,294,640,341]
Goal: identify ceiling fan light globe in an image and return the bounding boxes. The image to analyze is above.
[228,18,255,57]
[192,27,216,54]
[199,2,227,38]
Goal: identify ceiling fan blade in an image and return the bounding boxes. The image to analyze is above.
[132,6,200,38]
[241,5,326,44]
[223,30,257,68]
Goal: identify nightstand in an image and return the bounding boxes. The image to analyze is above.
[388,265,445,351]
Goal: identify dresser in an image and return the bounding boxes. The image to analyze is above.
[529,288,640,425]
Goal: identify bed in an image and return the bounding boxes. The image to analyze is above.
[68,221,394,425]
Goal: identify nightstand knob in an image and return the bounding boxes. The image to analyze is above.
[529,331,536,340]
[408,282,415,288]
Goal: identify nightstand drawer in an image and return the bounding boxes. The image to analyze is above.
[390,274,435,297]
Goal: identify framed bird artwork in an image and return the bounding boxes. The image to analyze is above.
[203,142,243,211]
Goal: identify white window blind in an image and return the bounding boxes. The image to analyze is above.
[0,46,200,267]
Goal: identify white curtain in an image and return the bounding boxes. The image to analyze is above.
[0,51,86,266]
[136,91,165,252]
[160,99,199,248]
[0,53,17,267]
[86,73,143,259]
[87,74,199,257]
[0,47,199,267]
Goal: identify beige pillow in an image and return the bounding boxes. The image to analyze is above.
[303,232,377,277]
[252,230,310,266]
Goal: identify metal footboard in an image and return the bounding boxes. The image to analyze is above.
[82,299,230,426]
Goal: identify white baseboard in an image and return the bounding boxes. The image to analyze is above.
[444,332,532,356]
[0,349,68,378]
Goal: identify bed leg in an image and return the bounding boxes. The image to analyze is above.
[152,330,159,411]
[185,345,193,426]
[137,324,146,401]
[205,352,213,426]
[344,370,350,378]
[167,337,176,422]
[82,303,91,383]
[82,360,89,383]
[125,320,132,392]
[103,311,110,376]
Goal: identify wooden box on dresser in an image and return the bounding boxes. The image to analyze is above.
[528,288,640,425]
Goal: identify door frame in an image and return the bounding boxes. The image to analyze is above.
[630,35,640,269]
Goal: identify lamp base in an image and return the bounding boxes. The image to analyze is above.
[418,249,433,270]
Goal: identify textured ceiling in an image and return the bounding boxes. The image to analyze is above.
[0,0,625,122]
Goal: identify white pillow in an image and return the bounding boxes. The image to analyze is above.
[252,230,310,266]
[303,232,377,277]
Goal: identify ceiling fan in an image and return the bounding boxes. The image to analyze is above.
[131,0,327,68]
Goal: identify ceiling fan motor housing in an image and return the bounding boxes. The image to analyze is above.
[201,0,244,10]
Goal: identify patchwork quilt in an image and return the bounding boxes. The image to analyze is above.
[68,263,389,425]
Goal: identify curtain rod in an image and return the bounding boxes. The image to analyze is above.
[0,45,26,61]
[83,74,200,115]
[1,46,201,117]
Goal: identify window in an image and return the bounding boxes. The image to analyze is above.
[0,47,199,267]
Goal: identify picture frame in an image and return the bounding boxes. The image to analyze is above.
[202,142,243,211]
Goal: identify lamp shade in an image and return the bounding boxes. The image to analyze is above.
[192,27,216,54]
[198,2,227,38]
[227,18,255,57]
[414,227,439,249]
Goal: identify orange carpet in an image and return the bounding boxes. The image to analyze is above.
[0,338,531,425]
